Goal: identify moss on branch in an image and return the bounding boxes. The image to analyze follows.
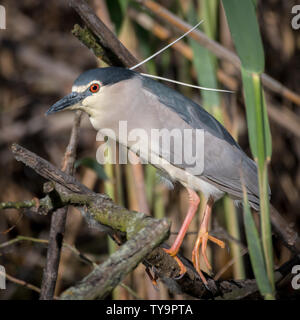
[72,24,112,65]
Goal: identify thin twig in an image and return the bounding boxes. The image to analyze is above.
[119,283,141,300]
[0,212,23,235]
[0,199,37,210]
[39,111,82,300]
[0,235,97,267]
[0,269,58,299]
[1,270,41,295]
[214,248,248,281]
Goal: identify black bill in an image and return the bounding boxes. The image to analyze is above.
[46,91,86,115]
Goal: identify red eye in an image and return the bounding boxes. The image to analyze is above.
[89,83,100,93]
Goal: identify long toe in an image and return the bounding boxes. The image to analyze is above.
[192,238,209,284]
[201,233,212,270]
[192,239,201,272]
[208,235,226,248]
[163,248,187,276]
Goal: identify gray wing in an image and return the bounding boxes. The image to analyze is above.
[141,75,270,209]
[201,133,262,210]
[141,75,240,149]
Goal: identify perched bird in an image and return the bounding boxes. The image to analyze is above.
[47,66,270,284]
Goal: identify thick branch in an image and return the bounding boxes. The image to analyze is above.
[72,24,112,65]
[69,0,143,71]
[12,143,91,195]
[60,218,169,299]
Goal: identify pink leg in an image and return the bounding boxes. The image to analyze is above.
[164,188,200,274]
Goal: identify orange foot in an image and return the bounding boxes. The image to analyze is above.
[163,248,187,277]
[192,230,225,284]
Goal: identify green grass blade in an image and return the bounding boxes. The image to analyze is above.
[75,157,107,181]
[187,2,220,117]
[222,0,264,72]
[118,0,129,16]
[201,0,218,39]
[241,69,272,160]
[145,164,156,211]
[242,70,274,291]
[242,185,274,298]
[252,73,272,163]
[224,196,245,279]
[260,81,272,160]
[241,69,258,157]
[223,0,274,295]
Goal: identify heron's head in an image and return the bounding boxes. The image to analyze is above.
[46,67,136,117]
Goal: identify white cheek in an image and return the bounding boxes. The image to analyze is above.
[72,85,87,93]
[82,94,98,107]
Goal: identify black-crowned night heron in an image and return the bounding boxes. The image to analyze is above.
[47,66,270,284]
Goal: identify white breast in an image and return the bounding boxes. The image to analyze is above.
[144,150,224,201]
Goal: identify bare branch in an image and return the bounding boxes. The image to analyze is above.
[69,0,142,71]
[39,111,82,300]
[71,24,112,65]
[0,199,38,210]
[60,218,169,300]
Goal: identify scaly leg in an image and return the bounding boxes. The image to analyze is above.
[164,188,200,275]
[192,197,225,284]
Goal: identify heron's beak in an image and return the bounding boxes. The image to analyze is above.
[46,92,86,115]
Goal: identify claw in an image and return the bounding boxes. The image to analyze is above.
[163,248,187,276]
[145,267,158,287]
